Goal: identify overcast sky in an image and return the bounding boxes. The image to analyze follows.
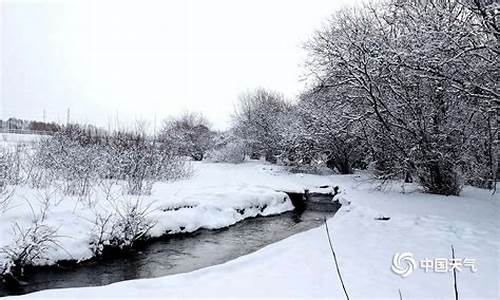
[1,0,357,130]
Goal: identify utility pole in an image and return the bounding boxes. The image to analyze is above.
[43,109,46,123]
[66,108,70,125]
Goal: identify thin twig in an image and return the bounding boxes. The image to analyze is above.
[324,217,350,300]
[451,245,459,300]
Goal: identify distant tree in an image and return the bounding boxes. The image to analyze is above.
[159,112,215,161]
[29,121,61,133]
[6,118,24,130]
[0,118,62,134]
[206,131,246,163]
[232,88,291,163]
[282,88,365,174]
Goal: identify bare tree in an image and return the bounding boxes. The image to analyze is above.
[232,88,291,163]
[282,89,365,174]
[160,112,215,161]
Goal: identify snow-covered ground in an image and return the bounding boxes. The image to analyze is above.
[2,162,499,299]
[0,133,45,148]
[0,162,310,267]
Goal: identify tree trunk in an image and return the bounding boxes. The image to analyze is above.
[265,151,277,163]
[326,156,353,174]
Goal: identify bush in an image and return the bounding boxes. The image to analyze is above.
[31,125,191,197]
[159,112,215,161]
[0,146,29,211]
[33,128,101,196]
[0,151,13,203]
[207,139,246,163]
[89,198,156,256]
[416,160,463,196]
[0,222,60,277]
[0,146,25,188]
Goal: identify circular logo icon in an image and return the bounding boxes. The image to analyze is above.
[391,252,416,278]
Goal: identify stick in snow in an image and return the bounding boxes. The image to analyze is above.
[451,245,459,300]
[324,217,350,300]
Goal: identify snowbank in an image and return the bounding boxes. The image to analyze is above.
[5,167,499,299]
[0,162,303,268]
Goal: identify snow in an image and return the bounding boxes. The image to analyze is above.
[2,163,500,299]
[0,133,44,147]
[0,162,306,266]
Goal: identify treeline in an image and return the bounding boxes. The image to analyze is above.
[224,0,499,196]
[0,118,62,133]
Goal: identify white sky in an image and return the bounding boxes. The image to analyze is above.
[1,0,357,130]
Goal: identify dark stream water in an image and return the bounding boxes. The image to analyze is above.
[0,202,340,297]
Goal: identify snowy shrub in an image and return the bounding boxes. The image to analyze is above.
[0,146,29,211]
[415,158,463,196]
[108,133,190,195]
[0,151,12,203]
[101,131,191,194]
[232,89,292,163]
[28,139,58,189]
[89,213,114,256]
[27,165,56,190]
[278,93,366,174]
[0,146,25,188]
[159,112,216,161]
[0,222,60,277]
[32,125,191,197]
[33,129,100,197]
[207,139,246,163]
[0,184,14,213]
[89,198,157,256]
[109,200,156,247]
[286,163,331,175]
[460,117,499,190]
[120,140,162,195]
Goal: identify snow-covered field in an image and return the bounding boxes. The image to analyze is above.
[0,133,45,148]
[3,161,499,299]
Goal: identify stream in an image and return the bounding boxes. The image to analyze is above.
[0,201,340,296]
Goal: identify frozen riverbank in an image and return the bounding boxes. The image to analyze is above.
[6,168,499,299]
[0,162,334,272]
